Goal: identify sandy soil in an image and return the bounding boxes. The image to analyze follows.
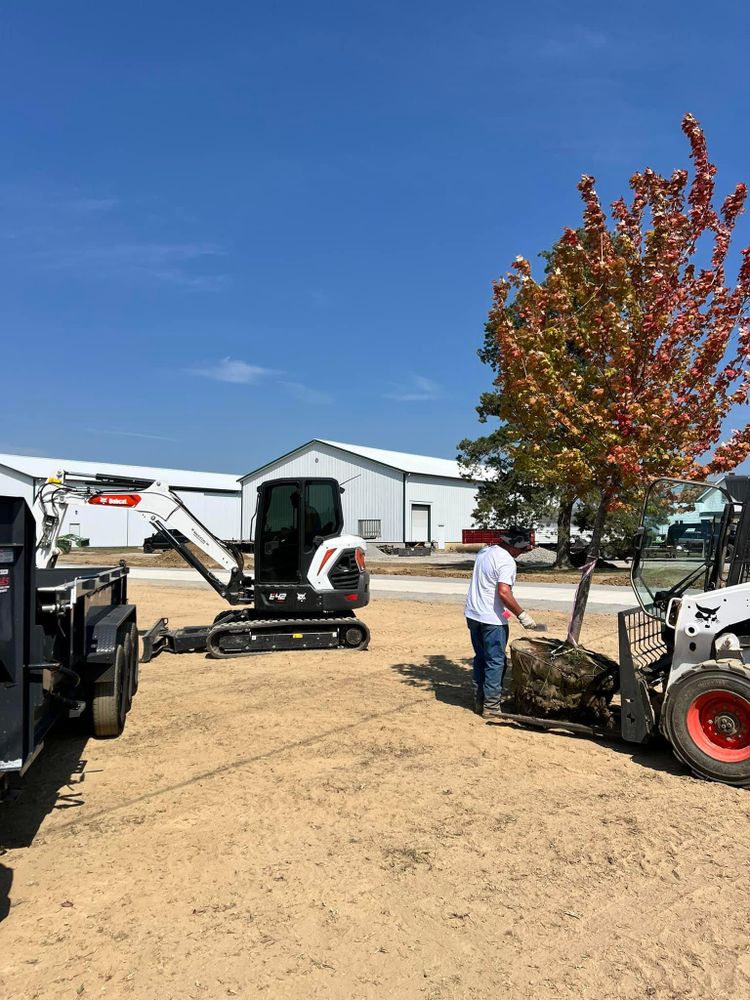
[1,586,747,1000]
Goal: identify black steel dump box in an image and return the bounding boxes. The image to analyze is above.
[0,496,139,792]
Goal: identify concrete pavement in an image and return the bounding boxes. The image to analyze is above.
[117,566,635,614]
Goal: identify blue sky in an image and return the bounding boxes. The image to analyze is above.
[2,1,749,474]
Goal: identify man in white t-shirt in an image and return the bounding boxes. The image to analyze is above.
[464,529,538,717]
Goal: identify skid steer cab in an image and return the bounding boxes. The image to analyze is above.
[253,478,369,615]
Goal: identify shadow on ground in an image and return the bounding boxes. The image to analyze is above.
[391,656,686,779]
[0,732,89,923]
[391,655,475,711]
[485,713,686,778]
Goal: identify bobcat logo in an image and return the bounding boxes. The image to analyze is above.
[694,603,720,625]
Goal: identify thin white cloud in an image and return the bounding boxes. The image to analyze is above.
[0,183,229,290]
[384,376,443,402]
[188,357,276,384]
[65,197,120,214]
[83,427,177,442]
[538,28,607,60]
[0,443,49,457]
[26,241,229,289]
[279,381,332,405]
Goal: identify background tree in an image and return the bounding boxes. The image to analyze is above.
[459,309,578,567]
[482,113,750,640]
[457,426,557,537]
[573,493,642,560]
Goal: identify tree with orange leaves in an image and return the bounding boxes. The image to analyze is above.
[480,113,750,640]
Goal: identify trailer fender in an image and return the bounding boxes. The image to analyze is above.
[85,604,137,680]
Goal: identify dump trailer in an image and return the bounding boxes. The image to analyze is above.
[0,495,138,794]
[502,475,750,788]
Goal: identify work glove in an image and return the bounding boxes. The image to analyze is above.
[518,610,538,630]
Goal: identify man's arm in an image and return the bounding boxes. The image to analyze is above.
[498,583,537,629]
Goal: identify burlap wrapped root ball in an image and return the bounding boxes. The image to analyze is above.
[509,637,620,727]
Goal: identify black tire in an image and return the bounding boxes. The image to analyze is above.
[122,633,134,711]
[663,663,750,786]
[128,622,140,699]
[91,643,128,738]
[143,543,153,554]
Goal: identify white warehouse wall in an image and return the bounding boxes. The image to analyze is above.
[241,442,481,544]
[241,442,403,541]
[60,489,241,547]
[0,464,241,548]
[0,467,34,506]
[405,475,480,546]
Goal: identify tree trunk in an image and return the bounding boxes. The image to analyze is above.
[566,493,609,645]
[553,495,575,569]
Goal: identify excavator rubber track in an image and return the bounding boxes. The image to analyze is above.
[206,613,371,658]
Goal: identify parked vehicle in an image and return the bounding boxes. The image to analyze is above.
[143,529,189,553]
[462,528,537,546]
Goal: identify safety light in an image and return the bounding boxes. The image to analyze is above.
[89,494,142,508]
[318,548,337,573]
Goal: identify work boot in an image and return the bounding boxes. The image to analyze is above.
[483,700,504,720]
[473,696,484,716]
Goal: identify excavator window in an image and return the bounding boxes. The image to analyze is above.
[303,482,340,550]
[257,482,300,583]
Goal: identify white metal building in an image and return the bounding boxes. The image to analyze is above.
[0,453,241,548]
[240,439,483,547]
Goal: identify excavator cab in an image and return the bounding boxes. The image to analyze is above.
[255,478,344,584]
[250,476,369,618]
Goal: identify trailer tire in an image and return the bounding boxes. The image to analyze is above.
[128,622,140,699]
[91,643,128,738]
[123,633,134,711]
[663,663,750,787]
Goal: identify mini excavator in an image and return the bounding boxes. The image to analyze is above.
[34,472,370,660]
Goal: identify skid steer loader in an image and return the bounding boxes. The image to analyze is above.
[501,475,750,787]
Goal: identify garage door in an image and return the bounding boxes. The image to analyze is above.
[410,504,430,543]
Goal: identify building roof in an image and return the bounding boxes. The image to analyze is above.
[240,439,489,482]
[0,452,240,492]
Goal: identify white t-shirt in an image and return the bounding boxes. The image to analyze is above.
[464,545,517,625]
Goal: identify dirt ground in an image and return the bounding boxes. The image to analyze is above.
[1,586,748,1000]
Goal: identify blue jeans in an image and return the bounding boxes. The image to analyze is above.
[467,618,509,708]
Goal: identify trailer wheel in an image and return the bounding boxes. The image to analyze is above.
[128,622,140,698]
[122,633,135,712]
[91,643,128,738]
[664,664,750,786]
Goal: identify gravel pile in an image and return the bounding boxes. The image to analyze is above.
[517,545,557,566]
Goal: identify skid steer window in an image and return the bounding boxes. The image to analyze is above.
[304,483,341,550]
[632,479,731,618]
[258,483,300,583]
